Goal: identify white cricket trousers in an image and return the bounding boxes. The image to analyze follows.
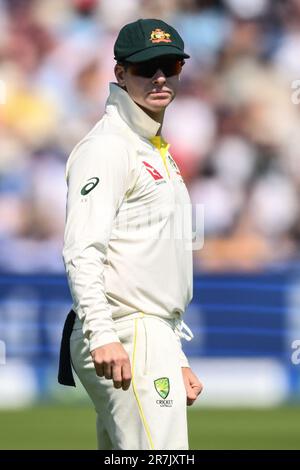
[70,313,189,450]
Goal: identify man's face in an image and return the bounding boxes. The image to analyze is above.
[115,56,183,115]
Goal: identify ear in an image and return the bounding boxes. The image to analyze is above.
[114,63,126,87]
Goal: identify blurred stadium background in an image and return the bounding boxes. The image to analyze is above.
[0,0,300,449]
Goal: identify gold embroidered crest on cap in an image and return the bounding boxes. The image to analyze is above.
[150,29,172,43]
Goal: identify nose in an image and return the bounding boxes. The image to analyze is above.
[152,68,166,85]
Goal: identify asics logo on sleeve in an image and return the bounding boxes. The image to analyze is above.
[81,177,100,195]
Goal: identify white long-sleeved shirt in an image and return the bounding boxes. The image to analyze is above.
[63,83,193,362]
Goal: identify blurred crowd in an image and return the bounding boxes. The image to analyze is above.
[1,0,300,272]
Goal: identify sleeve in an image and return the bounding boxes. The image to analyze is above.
[62,134,136,352]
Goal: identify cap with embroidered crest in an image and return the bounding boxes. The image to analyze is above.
[114,18,190,63]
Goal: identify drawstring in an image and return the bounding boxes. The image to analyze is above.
[174,318,194,342]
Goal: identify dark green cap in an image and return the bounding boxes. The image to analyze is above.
[114,18,190,63]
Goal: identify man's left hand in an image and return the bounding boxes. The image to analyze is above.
[181,367,203,406]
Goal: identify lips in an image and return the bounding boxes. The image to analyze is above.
[149,90,171,96]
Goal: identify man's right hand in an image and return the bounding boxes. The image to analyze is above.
[90,343,132,391]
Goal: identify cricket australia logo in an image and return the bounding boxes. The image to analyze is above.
[150,29,172,43]
[167,155,180,173]
[167,154,184,182]
[154,377,170,398]
[154,377,173,407]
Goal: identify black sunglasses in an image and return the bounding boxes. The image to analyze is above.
[124,58,184,78]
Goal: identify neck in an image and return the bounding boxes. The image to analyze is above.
[135,103,165,135]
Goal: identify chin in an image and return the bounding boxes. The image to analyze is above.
[146,98,171,111]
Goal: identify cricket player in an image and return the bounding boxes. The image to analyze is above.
[58,18,203,450]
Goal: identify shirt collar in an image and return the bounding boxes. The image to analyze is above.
[105,82,161,139]
[149,135,170,150]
